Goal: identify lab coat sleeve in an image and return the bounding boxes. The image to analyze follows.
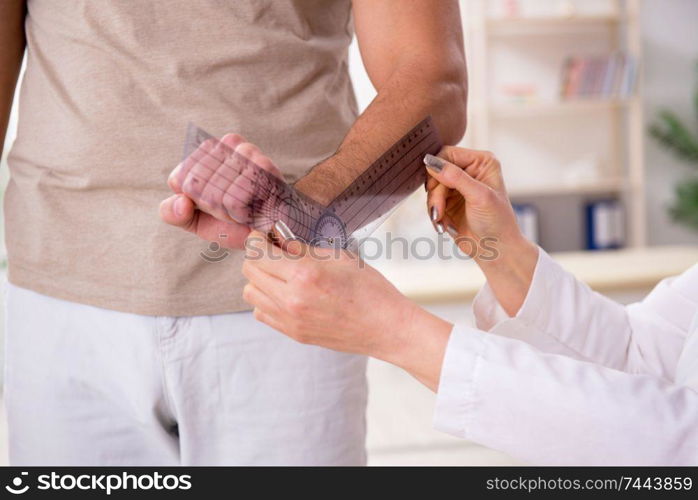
[472,249,697,380]
[434,324,698,465]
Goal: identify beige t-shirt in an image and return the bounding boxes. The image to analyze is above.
[6,0,357,316]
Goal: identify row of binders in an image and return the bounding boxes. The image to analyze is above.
[560,52,637,99]
[514,199,625,250]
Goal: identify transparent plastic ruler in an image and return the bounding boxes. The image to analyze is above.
[179,117,442,248]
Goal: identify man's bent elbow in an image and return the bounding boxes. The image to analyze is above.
[435,67,468,145]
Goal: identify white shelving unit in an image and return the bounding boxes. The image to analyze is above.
[488,15,621,29]
[490,98,633,117]
[507,176,624,198]
[462,0,646,249]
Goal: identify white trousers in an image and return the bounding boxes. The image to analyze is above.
[3,284,368,465]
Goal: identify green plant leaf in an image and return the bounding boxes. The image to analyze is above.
[670,178,698,230]
[649,110,698,164]
[694,61,698,122]
[651,60,698,232]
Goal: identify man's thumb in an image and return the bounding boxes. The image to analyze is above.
[159,194,196,228]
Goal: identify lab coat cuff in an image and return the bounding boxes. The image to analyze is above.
[473,246,553,332]
[511,248,558,329]
[472,282,511,331]
[433,324,486,439]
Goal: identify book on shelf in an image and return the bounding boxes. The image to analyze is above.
[585,199,625,250]
[560,52,636,99]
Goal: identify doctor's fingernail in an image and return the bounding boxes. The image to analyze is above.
[424,154,444,172]
[274,220,296,241]
[431,206,439,222]
[446,224,459,237]
[434,222,444,234]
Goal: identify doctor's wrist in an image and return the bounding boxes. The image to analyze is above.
[478,232,536,270]
[384,303,453,392]
[475,233,539,316]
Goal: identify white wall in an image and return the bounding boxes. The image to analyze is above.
[348,39,376,114]
[641,0,698,245]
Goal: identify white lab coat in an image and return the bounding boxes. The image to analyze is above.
[433,248,698,465]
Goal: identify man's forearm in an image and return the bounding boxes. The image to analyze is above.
[295,62,467,205]
[0,1,26,158]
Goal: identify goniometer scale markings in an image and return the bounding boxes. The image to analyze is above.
[348,140,439,233]
[334,132,436,231]
[333,131,430,218]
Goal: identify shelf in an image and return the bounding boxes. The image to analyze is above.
[487,15,621,35]
[507,177,624,198]
[374,245,698,303]
[465,0,646,247]
[490,98,631,118]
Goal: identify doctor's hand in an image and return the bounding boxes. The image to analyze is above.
[159,133,283,249]
[425,148,522,255]
[425,147,539,316]
[242,230,452,391]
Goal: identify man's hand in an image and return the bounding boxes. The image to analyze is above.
[159,133,283,249]
[242,230,452,391]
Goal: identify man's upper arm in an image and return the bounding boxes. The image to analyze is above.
[294,0,467,200]
[352,0,465,90]
[0,0,26,157]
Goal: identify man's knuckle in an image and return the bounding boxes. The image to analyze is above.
[222,133,242,142]
[201,138,216,151]
[199,190,218,208]
[235,142,257,157]
[181,176,200,196]
[168,170,181,185]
